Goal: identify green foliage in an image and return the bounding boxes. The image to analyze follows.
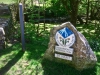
[25,0,68,21]
[45,0,68,17]
[89,38,100,51]
[78,0,87,15]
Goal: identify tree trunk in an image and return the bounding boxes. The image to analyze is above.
[86,0,89,24]
[69,0,80,25]
[61,0,80,26]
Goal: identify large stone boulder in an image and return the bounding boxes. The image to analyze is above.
[43,22,97,70]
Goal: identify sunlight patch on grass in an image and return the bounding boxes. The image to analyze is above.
[0,0,14,4]
[0,50,19,69]
[84,29,89,32]
[96,52,100,55]
[76,26,83,29]
[5,50,43,75]
[7,43,13,46]
[90,30,95,33]
[80,30,84,33]
[97,63,100,66]
[97,66,100,75]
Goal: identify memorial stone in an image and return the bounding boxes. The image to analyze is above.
[43,22,97,70]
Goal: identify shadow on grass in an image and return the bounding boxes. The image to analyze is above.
[0,50,24,75]
[0,46,13,57]
[0,43,21,57]
[25,34,49,60]
[42,59,97,75]
[26,43,47,60]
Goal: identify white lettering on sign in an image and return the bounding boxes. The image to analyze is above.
[54,27,75,61]
[55,46,73,55]
[55,53,72,61]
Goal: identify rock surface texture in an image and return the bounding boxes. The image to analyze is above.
[0,3,9,15]
[43,22,97,70]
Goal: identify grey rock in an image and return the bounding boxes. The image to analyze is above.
[43,22,97,70]
[0,27,5,49]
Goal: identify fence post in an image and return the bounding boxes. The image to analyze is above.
[19,3,25,51]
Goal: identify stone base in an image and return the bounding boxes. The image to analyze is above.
[43,22,97,70]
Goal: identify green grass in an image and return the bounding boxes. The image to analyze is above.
[0,15,10,18]
[0,0,14,4]
[0,23,100,75]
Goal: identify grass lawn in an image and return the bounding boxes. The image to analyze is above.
[0,0,14,4]
[0,23,100,75]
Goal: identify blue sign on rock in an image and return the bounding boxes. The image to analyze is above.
[55,27,76,61]
[55,27,75,47]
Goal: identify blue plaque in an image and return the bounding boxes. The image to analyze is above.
[55,27,75,47]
